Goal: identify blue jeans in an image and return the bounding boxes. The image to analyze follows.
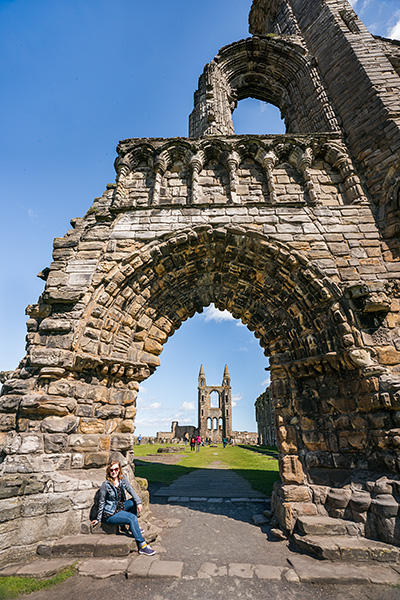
[104,499,145,545]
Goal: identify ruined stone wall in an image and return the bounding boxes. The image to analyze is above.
[230,431,258,445]
[156,422,196,442]
[249,0,400,242]
[255,387,276,447]
[189,37,340,137]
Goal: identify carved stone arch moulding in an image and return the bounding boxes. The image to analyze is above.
[72,225,353,371]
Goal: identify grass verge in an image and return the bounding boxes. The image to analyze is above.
[0,565,76,600]
[134,443,280,496]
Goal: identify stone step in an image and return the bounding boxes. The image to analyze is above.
[0,558,76,579]
[3,555,398,585]
[37,534,137,559]
[296,515,348,536]
[90,520,161,542]
[292,533,400,563]
[288,555,400,586]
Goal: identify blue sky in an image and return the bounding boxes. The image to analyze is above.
[1,0,399,436]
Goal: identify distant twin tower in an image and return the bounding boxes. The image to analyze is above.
[198,364,232,442]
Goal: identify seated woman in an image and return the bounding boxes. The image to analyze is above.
[91,459,156,556]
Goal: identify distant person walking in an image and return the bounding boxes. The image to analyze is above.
[196,435,201,452]
[190,435,196,452]
[138,434,142,445]
[222,436,228,448]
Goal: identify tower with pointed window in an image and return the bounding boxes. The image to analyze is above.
[198,364,232,442]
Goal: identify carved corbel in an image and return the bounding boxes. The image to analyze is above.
[189,151,206,204]
[256,149,279,203]
[112,162,131,209]
[151,155,168,206]
[225,151,241,204]
[324,143,367,204]
[298,147,319,205]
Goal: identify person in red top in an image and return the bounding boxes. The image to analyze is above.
[196,435,201,452]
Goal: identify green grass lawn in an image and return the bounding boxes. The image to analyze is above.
[134,443,280,496]
[0,565,76,600]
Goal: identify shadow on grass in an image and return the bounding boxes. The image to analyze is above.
[237,444,279,459]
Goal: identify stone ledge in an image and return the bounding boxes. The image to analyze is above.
[126,557,182,579]
[37,534,136,559]
[78,558,130,579]
[293,533,400,562]
[288,555,399,585]
[0,558,76,579]
[297,515,348,536]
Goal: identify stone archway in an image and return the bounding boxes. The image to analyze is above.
[3,223,398,551]
[189,36,341,137]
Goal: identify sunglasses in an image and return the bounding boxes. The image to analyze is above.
[109,467,119,472]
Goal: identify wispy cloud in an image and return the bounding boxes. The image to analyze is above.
[136,397,161,411]
[232,393,243,407]
[135,415,173,427]
[261,377,270,387]
[181,401,195,411]
[28,208,39,223]
[389,18,400,40]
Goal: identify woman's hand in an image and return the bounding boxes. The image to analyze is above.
[136,503,143,515]
[91,519,99,526]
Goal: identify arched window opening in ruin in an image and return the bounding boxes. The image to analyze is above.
[207,417,212,430]
[213,417,218,430]
[232,98,285,135]
[219,418,223,429]
[210,390,219,408]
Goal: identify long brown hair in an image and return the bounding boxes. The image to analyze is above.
[105,460,123,483]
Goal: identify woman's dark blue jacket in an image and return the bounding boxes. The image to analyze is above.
[96,477,142,522]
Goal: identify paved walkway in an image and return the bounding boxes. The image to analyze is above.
[152,460,266,500]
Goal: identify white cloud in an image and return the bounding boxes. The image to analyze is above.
[138,385,147,394]
[232,393,243,408]
[389,19,400,40]
[348,0,358,6]
[181,401,195,411]
[28,208,39,222]
[238,346,248,352]
[136,397,161,411]
[202,304,235,323]
[261,377,270,387]
[201,303,246,327]
[135,415,172,426]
